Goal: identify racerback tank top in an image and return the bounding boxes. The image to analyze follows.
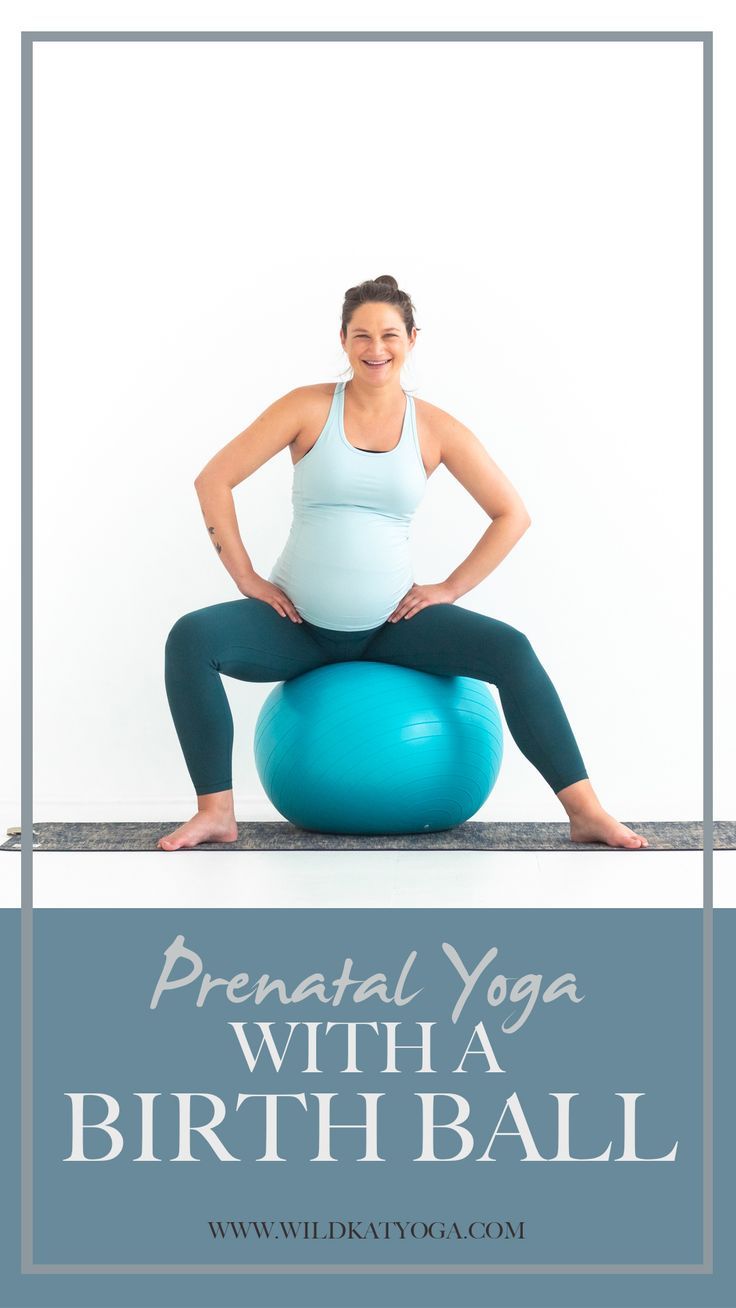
[269,381,427,630]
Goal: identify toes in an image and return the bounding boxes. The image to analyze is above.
[614,831,644,848]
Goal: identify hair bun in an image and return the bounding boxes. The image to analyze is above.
[374,274,399,291]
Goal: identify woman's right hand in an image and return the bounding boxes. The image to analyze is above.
[238,573,303,623]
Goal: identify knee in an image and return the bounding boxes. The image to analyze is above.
[164,609,208,660]
[497,623,537,670]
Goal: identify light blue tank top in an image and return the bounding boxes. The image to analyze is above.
[269,381,427,630]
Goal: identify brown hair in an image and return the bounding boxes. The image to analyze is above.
[341,274,421,339]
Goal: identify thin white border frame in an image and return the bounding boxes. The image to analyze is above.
[19,29,713,1279]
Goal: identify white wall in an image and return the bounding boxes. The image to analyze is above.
[20,34,713,823]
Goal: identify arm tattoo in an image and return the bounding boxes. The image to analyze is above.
[203,514,223,556]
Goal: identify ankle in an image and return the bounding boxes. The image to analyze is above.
[196,790,235,817]
[556,780,601,819]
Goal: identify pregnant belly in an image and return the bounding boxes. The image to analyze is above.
[270,514,413,632]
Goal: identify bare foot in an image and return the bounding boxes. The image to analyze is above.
[557,779,649,849]
[569,812,649,849]
[157,811,239,851]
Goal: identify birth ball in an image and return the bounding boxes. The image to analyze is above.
[254,661,503,835]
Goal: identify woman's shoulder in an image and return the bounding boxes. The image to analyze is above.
[413,394,455,429]
[413,395,482,446]
[413,394,468,452]
[290,381,340,402]
[275,382,335,422]
[282,384,341,460]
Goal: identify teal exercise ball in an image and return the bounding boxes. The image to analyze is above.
[254,661,503,835]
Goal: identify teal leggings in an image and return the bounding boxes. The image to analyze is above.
[164,599,588,798]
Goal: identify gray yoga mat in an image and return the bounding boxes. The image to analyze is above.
[1,821,733,853]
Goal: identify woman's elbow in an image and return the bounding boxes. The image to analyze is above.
[194,468,221,493]
[489,506,531,533]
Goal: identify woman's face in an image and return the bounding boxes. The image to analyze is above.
[340,303,416,384]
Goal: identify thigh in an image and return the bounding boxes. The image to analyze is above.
[361,603,533,680]
[166,597,330,682]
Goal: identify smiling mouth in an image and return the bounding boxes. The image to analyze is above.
[363,360,391,368]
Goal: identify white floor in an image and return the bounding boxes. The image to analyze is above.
[0,849,733,908]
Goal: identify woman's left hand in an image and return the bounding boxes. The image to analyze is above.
[387,582,457,622]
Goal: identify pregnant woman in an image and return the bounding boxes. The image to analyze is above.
[158,275,648,852]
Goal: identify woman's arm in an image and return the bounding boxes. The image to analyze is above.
[438,410,532,598]
[193,388,307,621]
[389,406,531,622]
